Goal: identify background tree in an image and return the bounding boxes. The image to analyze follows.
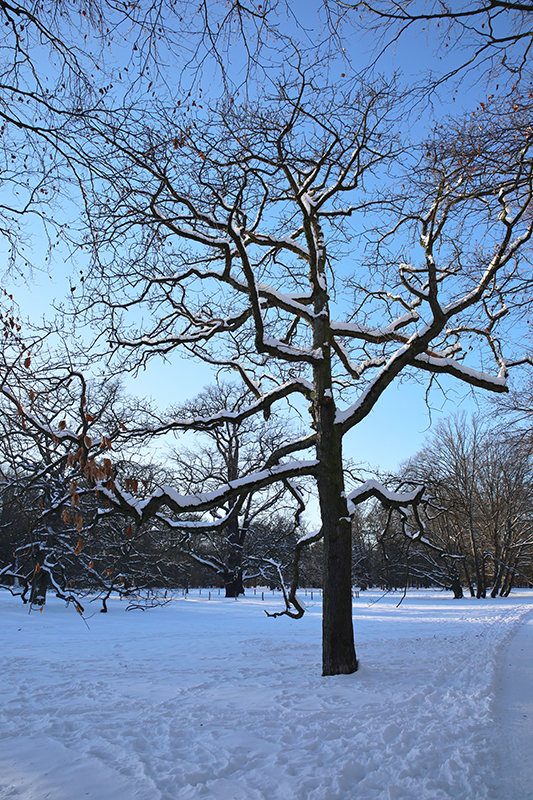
[350,494,467,596]
[170,381,305,596]
[403,414,533,597]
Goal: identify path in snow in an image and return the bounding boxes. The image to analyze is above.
[495,611,533,800]
[1,590,533,800]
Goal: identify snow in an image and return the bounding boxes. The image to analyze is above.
[413,354,507,390]
[344,479,424,514]
[493,611,533,799]
[0,588,532,800]
[107,460,319,521]
[261,337,323,361]
[330,311,419,341]
[255,285,315,321]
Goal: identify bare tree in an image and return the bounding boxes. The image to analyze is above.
[2,0,533,675]
[403,414,533,597]
[329,0,533,88]
[50,50,533,676]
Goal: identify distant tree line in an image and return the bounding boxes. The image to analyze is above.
[350,405,533,598]
[3,372,532,609]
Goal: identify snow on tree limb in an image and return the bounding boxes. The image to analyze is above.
[124,380,314,437]
[344,480,425,516]
[412,354,508,392]
[99,460,319,524]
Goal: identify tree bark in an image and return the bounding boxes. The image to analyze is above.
[461,555,475,597]
[450,577,463,599]
[315,391,357,675]
[224,570,244,598]
[322,508,357,675]
[30,566,49,606]
[224,516,245,597]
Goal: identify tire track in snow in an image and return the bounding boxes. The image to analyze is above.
[493,611,533,800]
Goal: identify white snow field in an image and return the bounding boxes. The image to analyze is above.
[0,588,531,800]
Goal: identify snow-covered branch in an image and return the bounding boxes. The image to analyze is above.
[100,460,319,525]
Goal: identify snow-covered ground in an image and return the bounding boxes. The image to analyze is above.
[0,588,531,800]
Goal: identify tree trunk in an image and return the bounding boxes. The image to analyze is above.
[501,571,515,597]
[311,215,357,676]
[490,570,502,598]
[468,521,485,598]
[224,570,244,598]
[322,509,357,675]
[224,516,245,597]
[492,521,513,597]
[461,556,475,597]
[30,566,49,606]
[450,577,463,599]
[315,396,357,676]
